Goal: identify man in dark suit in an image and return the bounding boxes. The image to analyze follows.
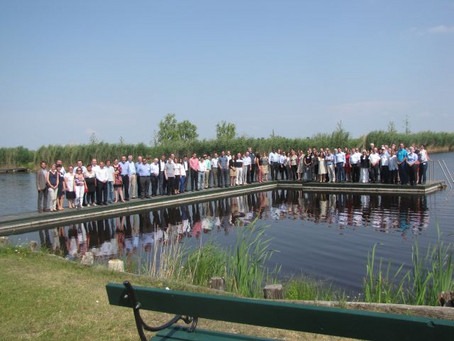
[36,161,49,213]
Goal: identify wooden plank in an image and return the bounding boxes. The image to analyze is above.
[106,283,454,341]
[153,326,271,341]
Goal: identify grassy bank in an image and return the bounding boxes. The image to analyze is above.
[0,246,341,341]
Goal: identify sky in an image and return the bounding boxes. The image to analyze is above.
[1,0,453,149]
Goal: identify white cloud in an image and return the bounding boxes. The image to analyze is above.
[427,25,454,34]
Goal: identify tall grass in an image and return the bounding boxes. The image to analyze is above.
[364,229,454,305]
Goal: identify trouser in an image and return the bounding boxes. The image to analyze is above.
[242,166,248,184]
[75,186,84,207]
[139,176,150,198]
[370,165,379,183]
[151,175,159,196]
[211,168,218,187]
[190,169,198,191]
[96,181,108,204]
[419,162,428,184]
[136,175,141,198]
[198,172,205,190]
[327,164,335,182]
[180,176,186,193]
[174,175,180,192]
[122,175,130,199]
[184,171,189,190]
[48,187,58,211]
[351,164,360,182]
[220,168,229,187]
[250,164,256,183]
[361,168,369,183]
[398,163,408,184]
[408,164,417,186]
[390,169,398,184]
[86,191,95,205]
[204,170,210,188]
[380,166,389,183]
[129,174,137,198]
[271,162,279,180]
[167,177,175,195]
[304,166,312,181]
[107,181,114,202]
[37,189,48,212]
[291,165,297,180]
[336,163,345,182]
[158,172,166,195]
[236,167,244,185]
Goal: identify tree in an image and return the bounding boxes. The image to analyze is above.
[331,120,350,147]
[216,121,236,140]
[156,114,198,144]
[387,121,397,134]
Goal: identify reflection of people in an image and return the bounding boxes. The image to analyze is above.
[36,161,48,213]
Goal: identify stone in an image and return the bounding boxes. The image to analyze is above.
[108,259,124,272]
[209,277,226,291]
[29,240,39,251]
[263,284,283,299]
[439,291,454,307]
[81,252,94,266]
[0,236,8,247]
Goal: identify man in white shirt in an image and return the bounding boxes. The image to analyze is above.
[350,148,361,183]
[95,161,109,205]
[369,148,381,183]
[211,153,219,188]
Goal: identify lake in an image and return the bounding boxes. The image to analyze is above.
[2,152,454,295]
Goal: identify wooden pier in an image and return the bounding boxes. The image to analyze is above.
[0,180,446,236]
[0,167,28,174]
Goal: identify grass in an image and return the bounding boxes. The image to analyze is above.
[0,246,344,341]
[363,229,454,305]
[284,277,346,302]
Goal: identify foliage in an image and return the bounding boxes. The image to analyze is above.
[363,230,454,305]
[216,120,237,140]
[284,277,345,301]
[156,113,198,144]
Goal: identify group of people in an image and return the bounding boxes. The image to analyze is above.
[36,142,430,213]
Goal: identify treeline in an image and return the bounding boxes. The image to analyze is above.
[1,130,453,169]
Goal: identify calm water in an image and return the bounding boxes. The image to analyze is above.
[2,152,454,294]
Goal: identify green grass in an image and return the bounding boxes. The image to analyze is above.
[363,229,454,305]
[0,246,335,341]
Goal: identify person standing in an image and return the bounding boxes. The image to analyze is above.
[229,154,237,186]
[396,143,408,185]
[64,165,76,209]
[56,164,65,210]
[113,159,125,203]
[105,160,115,203]
[189,153,199,191]
[325,149,335,183]
[137,157,151,198]
[150,158,160,196]
[182,155,189,191]
[204,155,211,189]
[164,156,176,195]
[360,150,370,183]
[174,157,181,194]
[128,155,137,199]
[178,157,187,194]
[350,148,361,183]
[95,161,109,205]
[74,167,86,208]
[235,153,244,186]
[158,154,167,195]
[198,156,206,190]
[211,152,219,188]
[369,148,380,183]
[380,147,390,184]
[36,161,49,213]
[84,164,97,206]
[119,156,130,200]
[248,148,256,183]
[335,148,346,182]
[218,151,229,188]
[46,163,59,212]
[406,146,419,186]
[135,156,143,198]
[418,145,429,184]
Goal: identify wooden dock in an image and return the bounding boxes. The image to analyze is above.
[0,180,446,236]
[0,167,28,174]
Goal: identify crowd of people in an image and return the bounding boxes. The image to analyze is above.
[35,142,430,213]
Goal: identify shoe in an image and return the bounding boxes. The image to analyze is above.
[87,204,91,207]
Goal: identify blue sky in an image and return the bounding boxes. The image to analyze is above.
[1,0,453,149]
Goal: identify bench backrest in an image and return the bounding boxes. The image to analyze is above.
[106,283,454,341]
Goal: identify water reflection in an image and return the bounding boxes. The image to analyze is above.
[36,190,429,265]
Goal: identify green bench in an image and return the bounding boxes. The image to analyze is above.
[106,281,454,341]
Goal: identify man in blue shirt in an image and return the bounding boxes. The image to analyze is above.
[218,151,229,188]
[137,157,152,198]
[396,143,408,185]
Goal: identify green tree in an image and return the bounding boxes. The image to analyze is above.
[157,114,198,144]
[216,121,236,140]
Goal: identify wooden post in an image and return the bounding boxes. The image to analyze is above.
[263,284,283,299]
[209,277,226,291]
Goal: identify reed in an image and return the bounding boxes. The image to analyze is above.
[363,229,454,305]
[284,277,345,301]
